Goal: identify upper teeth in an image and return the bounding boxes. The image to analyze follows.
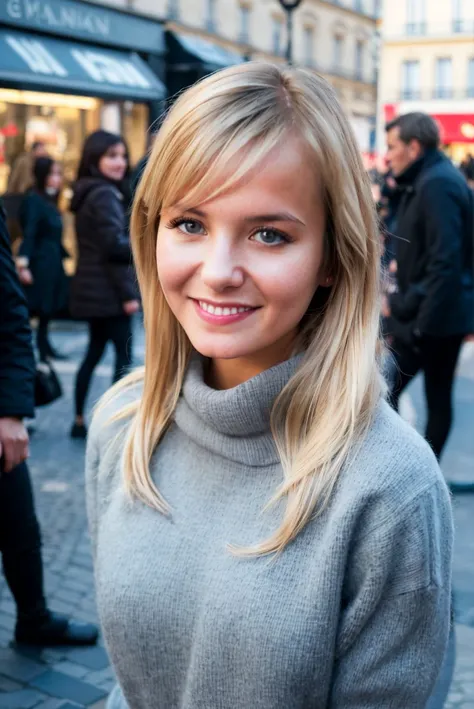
[199,301,252,316]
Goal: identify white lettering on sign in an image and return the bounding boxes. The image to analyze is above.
[71,50,150,88]
[6,0,110,38]
[6,35,67,76]
[6,0,21,20]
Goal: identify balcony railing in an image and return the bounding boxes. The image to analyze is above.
[330,65,376,84]
[452,19,474,33]
[400,89,422,100]
[405,22,427,36]
[396,88,474,101]
[386,21,474,39]
[432,87,454,99]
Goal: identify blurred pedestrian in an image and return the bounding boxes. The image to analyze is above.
[17,157,69,361]
[0,202,98,646]
[385,112,474,461]
[70,131,139,440]
[86,64,452,709]
[7,141,48,195]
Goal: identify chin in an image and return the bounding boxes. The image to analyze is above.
[189,335,260,361]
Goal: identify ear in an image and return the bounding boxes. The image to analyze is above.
[321,275,334,289]
[409,139,423,160]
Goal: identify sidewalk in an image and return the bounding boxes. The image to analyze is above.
[0,326,473,707]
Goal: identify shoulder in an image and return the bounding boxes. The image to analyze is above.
[335,400,450,537]
[90,183,122,206]
[421,159,466,198]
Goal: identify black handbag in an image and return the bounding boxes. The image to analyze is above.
[35,360,63,407]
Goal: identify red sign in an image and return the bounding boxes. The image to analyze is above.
[383,104,474,143]
[434,114,474,143]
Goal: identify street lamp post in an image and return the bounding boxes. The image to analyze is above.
[278,0,303,65]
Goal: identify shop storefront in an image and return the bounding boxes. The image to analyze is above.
[0,0,166,193]
[165,29,244,98]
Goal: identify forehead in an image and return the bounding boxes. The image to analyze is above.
[387,126,402,144]
[173,137,322,214]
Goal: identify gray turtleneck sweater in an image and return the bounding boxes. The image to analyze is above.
[86,356,453,709]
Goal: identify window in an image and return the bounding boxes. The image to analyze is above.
[167,0,179,19]
[272,17,283,56]
[333,35,344,71]
[354,0,364,12]
[452,0,463,31]
[239,5,251,43]
[406,0,425,35]
[435,57,453,98]
[303,26,314,67]
[355,40,364,80]
[401,59,420,99]
[206,0,217,32]
[468,58,474,97]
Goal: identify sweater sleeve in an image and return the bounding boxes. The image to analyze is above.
[85,422,101,561]
[329,480,453,708]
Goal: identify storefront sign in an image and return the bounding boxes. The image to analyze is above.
[0,28,165,100]
[0,0,164,54]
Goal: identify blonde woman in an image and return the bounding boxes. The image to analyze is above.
[86,64,453,709]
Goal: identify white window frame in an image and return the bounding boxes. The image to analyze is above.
[333,35,344,71]
[272,17,283,56]
[406,0,425,34]
[435,57,453,98]
[239,5,251,43]
[401,59,420,99]
[303,26,314,67]
[355,39,364,80]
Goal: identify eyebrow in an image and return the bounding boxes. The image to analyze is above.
[181,207,306,227]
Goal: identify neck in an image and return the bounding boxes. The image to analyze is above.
[207,331,298,390]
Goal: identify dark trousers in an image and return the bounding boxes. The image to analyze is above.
[390,334,464,459]
[74,314,133,417]
[37,315,51,361]
[0,462,47,621]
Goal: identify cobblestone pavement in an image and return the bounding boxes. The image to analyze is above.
[0,322,473,708]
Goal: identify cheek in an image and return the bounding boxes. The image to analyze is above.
[254,246,322,312]
[156,235,195,301]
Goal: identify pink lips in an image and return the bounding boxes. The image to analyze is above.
[192,299,258,326]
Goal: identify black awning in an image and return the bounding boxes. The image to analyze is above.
[0,28,166,101]
[168,32,244,73]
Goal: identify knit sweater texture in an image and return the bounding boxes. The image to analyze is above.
[86,355,453,709]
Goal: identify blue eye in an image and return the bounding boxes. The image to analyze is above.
[251,229,289,246]
[176,219,205,235]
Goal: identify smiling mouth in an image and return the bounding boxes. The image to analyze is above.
[192,299,260,317]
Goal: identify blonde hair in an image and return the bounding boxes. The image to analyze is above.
[106,62,383,556]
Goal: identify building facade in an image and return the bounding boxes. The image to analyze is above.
[0,0,379,197]
[378,0,474,162]
[87,0,379,153]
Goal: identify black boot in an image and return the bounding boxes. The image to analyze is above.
[15,610,98,647]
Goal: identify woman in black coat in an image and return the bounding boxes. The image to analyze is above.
[17,157,69,361]
[70,130,139,439]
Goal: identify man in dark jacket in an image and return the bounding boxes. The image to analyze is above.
[385,112,474,460]
[0,202,98,646]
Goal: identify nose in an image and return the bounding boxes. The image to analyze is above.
[200,237,244,292]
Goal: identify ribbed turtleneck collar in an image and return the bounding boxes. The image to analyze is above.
[173,354,303,467]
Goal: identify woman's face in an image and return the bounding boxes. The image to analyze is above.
[98,142,127,181]
[156,138,328,364]
[46,162,63,192]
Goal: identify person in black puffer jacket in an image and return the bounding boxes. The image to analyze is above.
[70,130,139,439]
